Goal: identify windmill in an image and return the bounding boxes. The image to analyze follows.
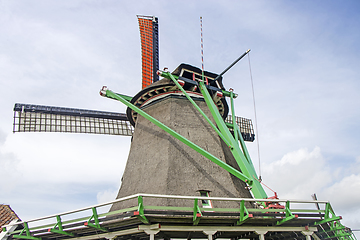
[13,15,261,204]
[7,15,357,240]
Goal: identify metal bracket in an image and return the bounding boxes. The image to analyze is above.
[48,215,74,237]
[314,203,341,225]
[276,201,297,225]
[237,200,253,225]
[134,196,149,224]
[193,198,202,225]
[84,207,108,232]
[324,233,352,239]
[12,222,41,240]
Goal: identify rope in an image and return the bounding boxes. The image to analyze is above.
[248,53,262,180]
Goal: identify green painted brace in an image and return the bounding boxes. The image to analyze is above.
[193,199,202,225]
[103,89,252,184]
[84,207,108,232]
[12,222,41,240]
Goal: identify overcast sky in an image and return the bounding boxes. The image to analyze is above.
[1,0,360,237]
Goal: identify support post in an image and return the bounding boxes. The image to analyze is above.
[314,203,341,225]
[48,215,74,236]
[301,231,314,240]
[84,207,108,232]
[12,222,41,240]
[203,230,217,240]
[134,195,149,224]
[276,201,297,225]
[237,200,253,225]
[143,229,160,240]
[193,198,202,225]
[255,230,268,240]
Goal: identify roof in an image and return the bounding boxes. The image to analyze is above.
[0,204,20,231]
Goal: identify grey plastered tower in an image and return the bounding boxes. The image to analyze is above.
[110,72,253,211]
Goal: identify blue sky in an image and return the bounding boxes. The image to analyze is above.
[1,0,360,237]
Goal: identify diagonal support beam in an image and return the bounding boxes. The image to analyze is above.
[154,69,266,200]
[314,203,341,225]
[197,80,266,199]
[164,70,232,148]
[193,199,202,225]
[276,201,297,225]
[12,222,41,240]
[48,215,74,237]
[101,87,252,184]
[84,207,108,232]
[134,196,149,224]
[237,200,253,225]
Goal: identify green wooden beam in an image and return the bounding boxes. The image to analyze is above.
[193,199,202,226]
[84,207,108,232]
[12,223,41,240]
[164,71,232,148]
[197,80,267,199]
[48,215,74,237]
[102,88,252,184]
[134,196,149,224]
[276,201,296,225]
[237,200,252,225]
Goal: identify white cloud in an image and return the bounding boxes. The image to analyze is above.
[262,146,360,237]
[97,189,118,204]
[323,174,360,209]
[262,147,333,199]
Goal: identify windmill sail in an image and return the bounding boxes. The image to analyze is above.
[137,15,159,89]
[13,103,133,136]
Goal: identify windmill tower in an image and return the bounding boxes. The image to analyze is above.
[105,16,265,210]
[8,16,357,240]
[13,15,262,207]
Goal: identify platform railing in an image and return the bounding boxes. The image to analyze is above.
[1,193,356,240]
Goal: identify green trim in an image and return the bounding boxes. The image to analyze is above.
[230,91,239,142]
[315,216,342,226]
[48,215,74,237]
[104,89,251,183]
[222,89,238,98]
[164,71,232,148]
[197,81,267,199]
[193,199,202,225]
[324,233,352,239]
[105,92,132,102]
[237,200,251,225]
[12,222,41,240]
[85,207,108,232]
[101,206,138,217]
[135,196,149,224]
[314,203,341,225]
[225,122,234,129]
[276,201,296,225]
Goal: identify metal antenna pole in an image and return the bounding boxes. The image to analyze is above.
[200,16,205,82]
[214,49,251,81]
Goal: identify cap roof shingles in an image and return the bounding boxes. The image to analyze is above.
[0,204,21,231]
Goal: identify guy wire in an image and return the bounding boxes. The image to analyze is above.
[248,52,262,181]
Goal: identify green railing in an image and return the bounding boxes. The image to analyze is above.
[2,193,356,240]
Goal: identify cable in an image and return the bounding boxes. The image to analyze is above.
[248,53,262,180]
[200,16,205,82]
